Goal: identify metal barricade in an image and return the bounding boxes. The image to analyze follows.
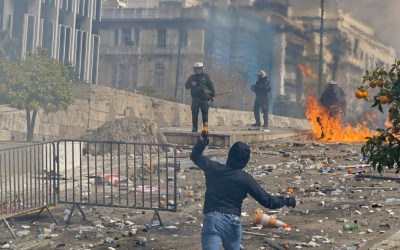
[0,142,58,238]
[56,140,178,226]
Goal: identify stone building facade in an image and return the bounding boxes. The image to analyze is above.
[97,0,396,118]
[0,0,101,83]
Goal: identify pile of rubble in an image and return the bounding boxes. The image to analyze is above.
[80,117,166,144]
[79,116,167,155]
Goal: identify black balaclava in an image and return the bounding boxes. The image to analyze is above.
[226,141,250,169]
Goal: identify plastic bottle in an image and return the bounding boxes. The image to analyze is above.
[16,230,30,236]
[37,234,47,239]
[385,198,400,205]
[343,224,358,231]
[105,237,115,243]
[80,226,97,232]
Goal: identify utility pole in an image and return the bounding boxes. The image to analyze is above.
[318,0,324,95]
[174,1,185,101]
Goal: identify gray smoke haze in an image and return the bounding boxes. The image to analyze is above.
[340,0,400,57]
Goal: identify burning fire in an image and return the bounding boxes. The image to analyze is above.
[304,96,372,142]
[297,63,318,80]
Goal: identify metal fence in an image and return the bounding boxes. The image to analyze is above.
[0,142,58,238]
[0,140,178,237]
[56,140,178,226]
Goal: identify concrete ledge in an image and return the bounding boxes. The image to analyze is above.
[162,126,310,147]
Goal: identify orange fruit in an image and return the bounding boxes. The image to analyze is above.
[380,95,389,104]
[376,81,384,87]
[369,81,377,88]
[361,90,368,98]
[347,168,353,174]
[159,200,166,206]
[355,90,364,99]
[188,191,195,197]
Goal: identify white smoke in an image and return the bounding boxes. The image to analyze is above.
[340,0,400,57]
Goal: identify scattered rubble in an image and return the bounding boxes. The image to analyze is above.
[1,140,400,249]
[79,116,167,155]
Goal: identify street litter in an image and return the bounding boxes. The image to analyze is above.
[89,173,128,185]
[134,185,159,193]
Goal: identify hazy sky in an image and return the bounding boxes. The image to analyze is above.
[340,0,400,57]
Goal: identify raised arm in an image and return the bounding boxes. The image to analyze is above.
[247,175,296,209]
[190,138,216,172]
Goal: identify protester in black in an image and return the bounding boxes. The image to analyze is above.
[190,138,296,250]
[185,62,215,132]
[251,70,270,128]
[320,80,346,118]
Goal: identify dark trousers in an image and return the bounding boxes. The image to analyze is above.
[191,98,210,129]
[253,96,269,126]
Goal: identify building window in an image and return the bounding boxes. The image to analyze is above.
[92,35,99,83]
[61,0,73,12]
[135,29,140,46]
[45,0,57,7]
[43,21,54,52]
[79,0,89,17]
[157,28,166,48]
[95,0,101,21]
[154,63,165,86]
[59,25,71,62]
[26,15,36,53]
[114,28,119,46]
[180,30,188,48]
[122,28,134,46]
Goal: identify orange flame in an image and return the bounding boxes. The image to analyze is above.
[304,96,372,142]
[298,63,318,80]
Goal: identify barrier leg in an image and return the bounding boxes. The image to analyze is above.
[66,203,87,224]
[149,209,163,228]
[31,205,59,224]
[1,219,16,239]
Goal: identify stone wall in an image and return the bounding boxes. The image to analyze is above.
[0,84,311,141]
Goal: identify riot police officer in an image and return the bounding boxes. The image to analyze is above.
[251,70,271,128]
[185,62,215,132]
[320,80,346,117]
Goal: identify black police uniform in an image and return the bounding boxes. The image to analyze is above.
[251,76,270,127]
[320,84,346,117]
[185,72,215,132]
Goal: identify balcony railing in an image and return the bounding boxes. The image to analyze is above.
[102,8,180,19]
[100,46,141,55]
[100,44,193,56]
[101,7,208,20]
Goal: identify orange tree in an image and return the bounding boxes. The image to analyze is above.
[358,59,400,173]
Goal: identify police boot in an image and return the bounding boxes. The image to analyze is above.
[253,111,261,126]
[263,117,268,128]
[192,113,198,132]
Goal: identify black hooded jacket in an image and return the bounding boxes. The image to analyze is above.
[190,140,288,216]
